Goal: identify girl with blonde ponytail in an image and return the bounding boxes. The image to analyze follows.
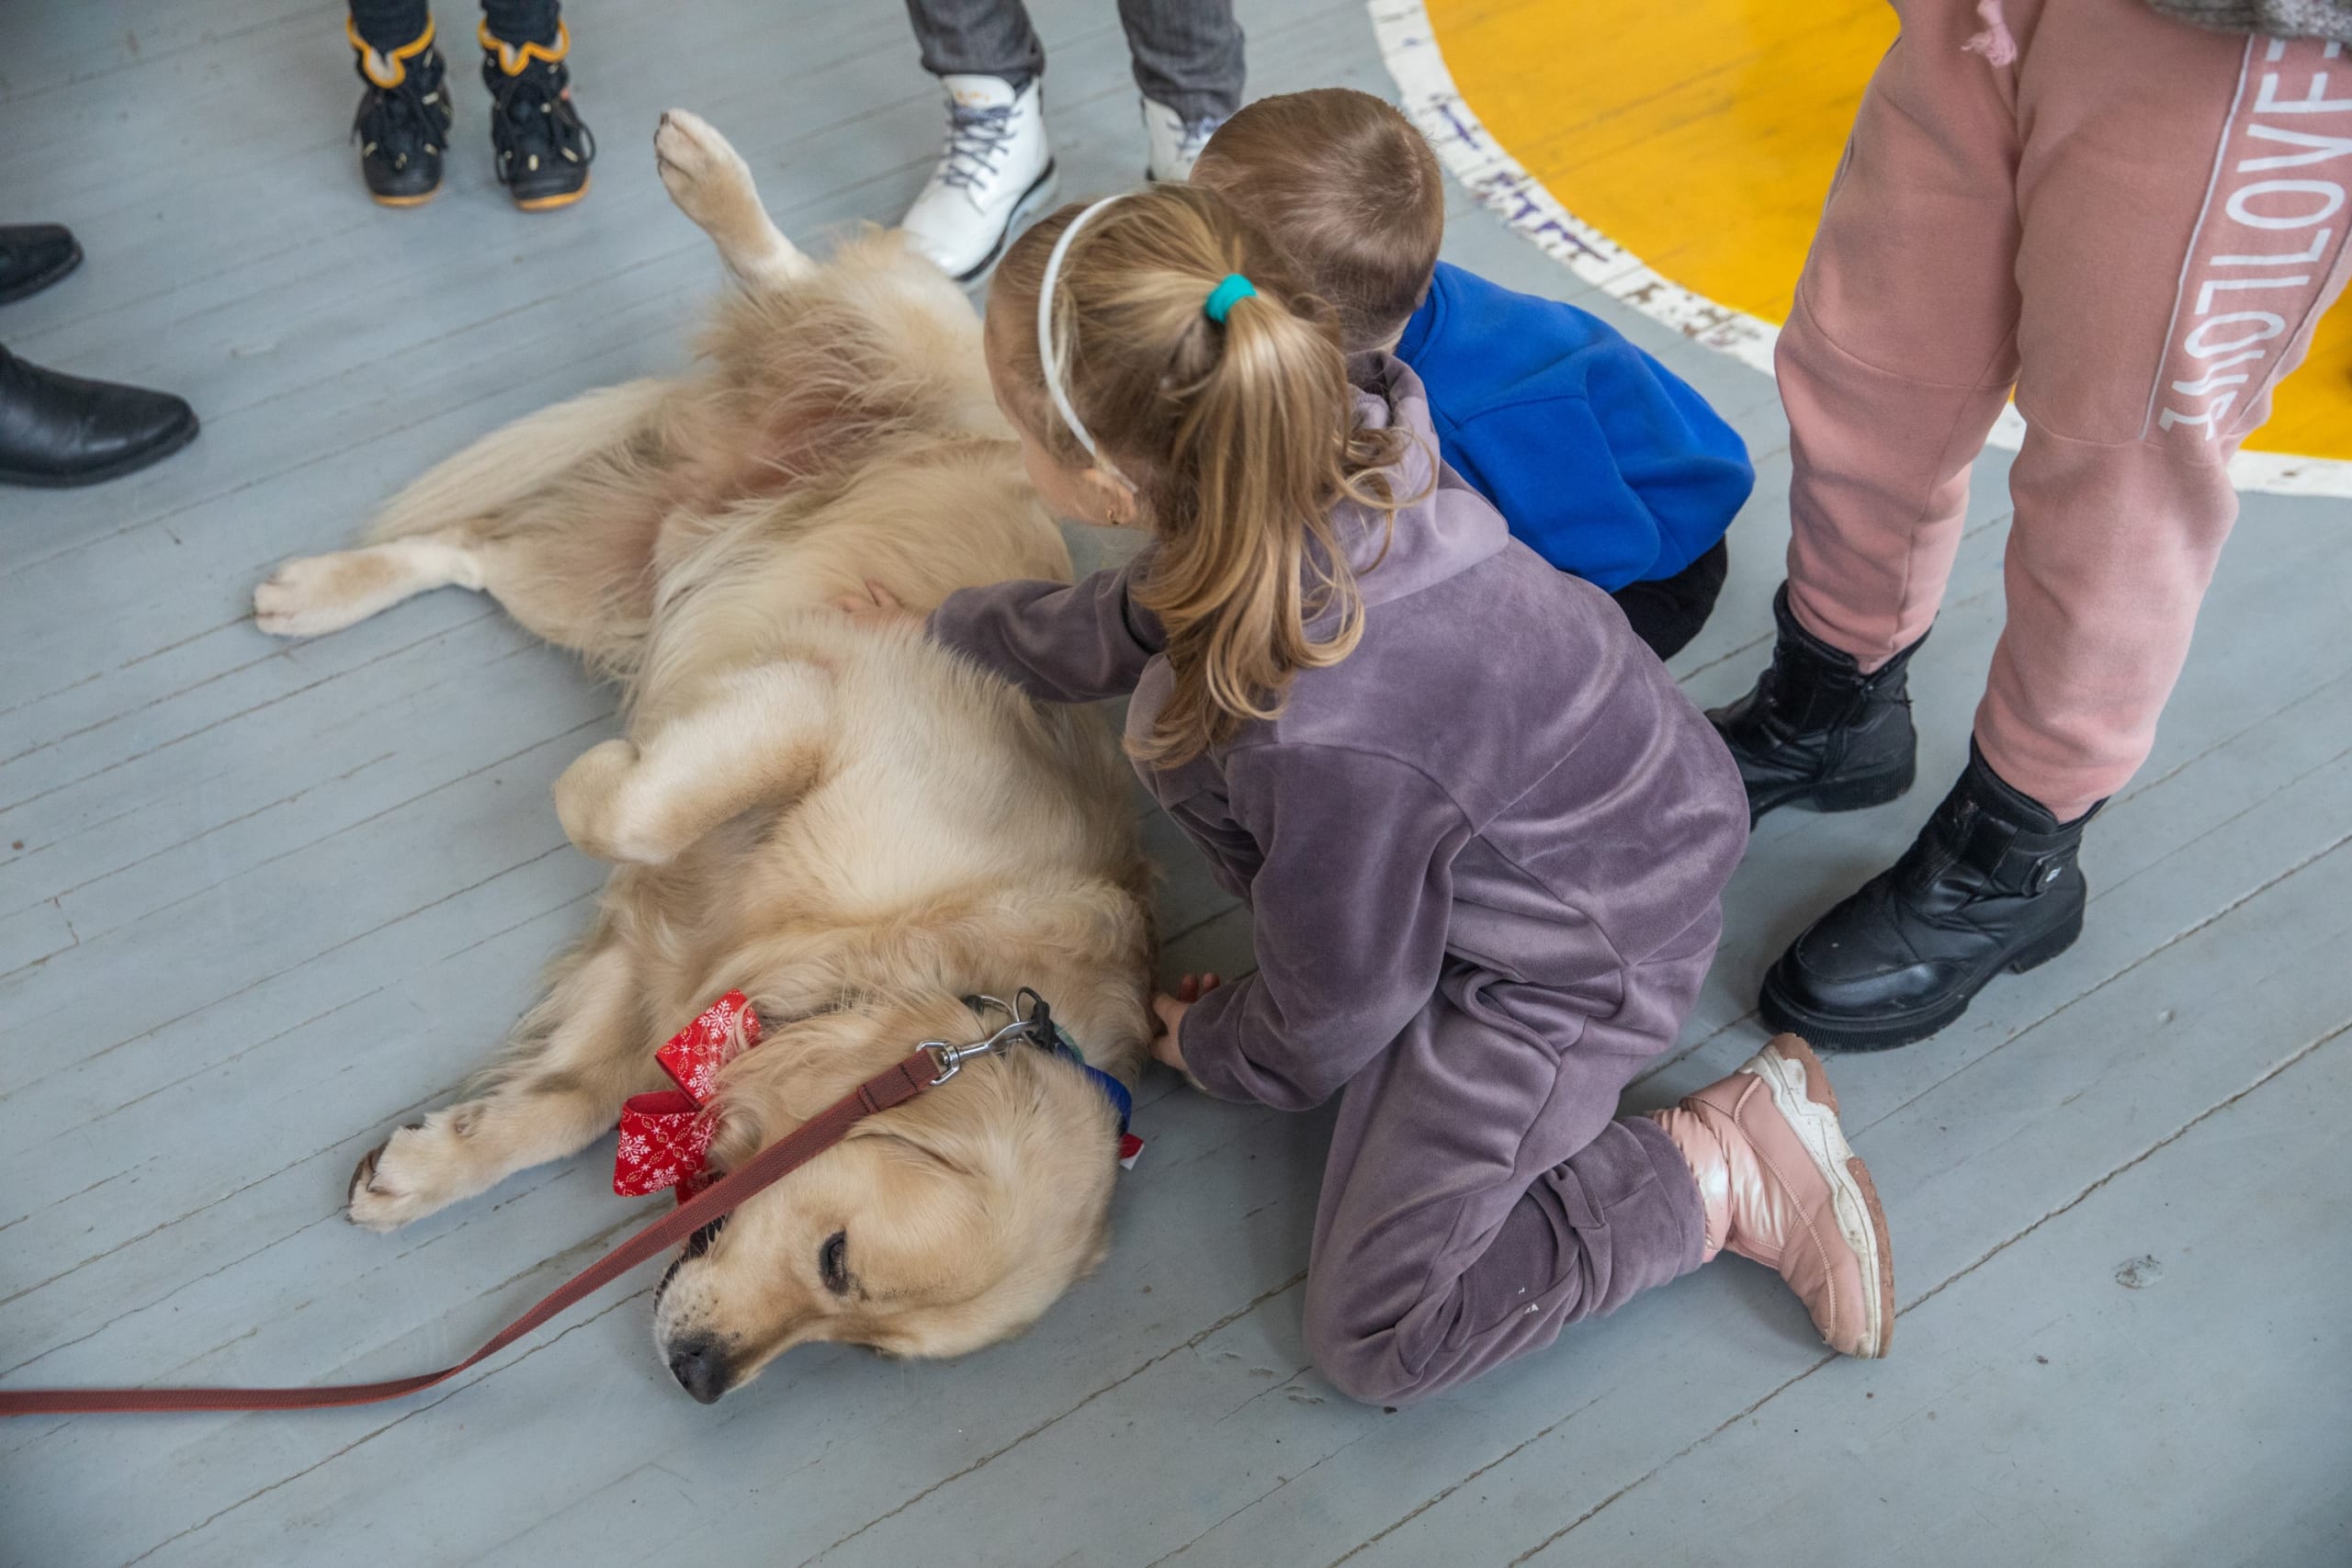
[865,181,1894,1402]
[983,181,1410,765]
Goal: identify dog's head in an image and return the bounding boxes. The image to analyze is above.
[650,995,1124,1402]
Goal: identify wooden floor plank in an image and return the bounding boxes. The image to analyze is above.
[1515,1031,2352,1568]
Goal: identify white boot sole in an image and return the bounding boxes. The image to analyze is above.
[1741,1038,1892,1357]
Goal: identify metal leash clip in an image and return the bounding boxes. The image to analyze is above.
[922,1003,1036,1086]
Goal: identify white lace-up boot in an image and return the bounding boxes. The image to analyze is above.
[1141,96,1226,182]
[900,75,1056,283]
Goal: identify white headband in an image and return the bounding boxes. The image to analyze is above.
[1035,194,1132,485]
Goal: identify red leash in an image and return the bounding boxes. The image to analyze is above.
[0,1049,940,1416]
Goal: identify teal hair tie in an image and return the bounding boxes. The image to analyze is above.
[1204,273,1257,323]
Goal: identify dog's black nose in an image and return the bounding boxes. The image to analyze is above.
[666,1336,730,1404]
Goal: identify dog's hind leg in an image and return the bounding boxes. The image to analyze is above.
[554,661,835,864]
[255,377,673,640]
[349,933,654,1230]
[655,109,813,290]
[366,378,673,546]
[253,529,490,637]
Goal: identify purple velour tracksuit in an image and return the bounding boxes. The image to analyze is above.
[930,356,1750,1404]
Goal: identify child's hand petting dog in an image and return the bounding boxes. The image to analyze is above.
[831,579,921,629]
[1150,972,1221,1077]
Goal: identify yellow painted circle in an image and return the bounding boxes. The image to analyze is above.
[1425,0,2351,463]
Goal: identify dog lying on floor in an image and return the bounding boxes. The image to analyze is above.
[251,110,1154,1404]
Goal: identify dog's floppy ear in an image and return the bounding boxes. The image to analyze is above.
[810,1043,1112,1219]
[856,1048,1038,1181]
[846,1126,978,1179]
[905,1043,1121,1200]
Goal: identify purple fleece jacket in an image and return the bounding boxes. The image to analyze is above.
[929,356,1749,1108]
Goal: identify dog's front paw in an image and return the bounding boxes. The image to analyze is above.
[554,737,654,863]
[347,1122,467,1232]
[654,109,757,229]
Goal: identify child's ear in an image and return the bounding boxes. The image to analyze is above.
[1078,464,1139,526]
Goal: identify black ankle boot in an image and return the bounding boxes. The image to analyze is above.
[0,345,199,488]
[1759,745,2098,1051]
[1709,584,1923,824]
[481,23,594,210]
[349,20,454,206]
[0,224,83,305]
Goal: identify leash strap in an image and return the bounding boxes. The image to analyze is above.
[0,1050,940,1417]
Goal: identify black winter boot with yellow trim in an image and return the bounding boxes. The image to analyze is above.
[481,20,594,210]
[349,17,454,206]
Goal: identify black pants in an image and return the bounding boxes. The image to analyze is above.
[1609,537,1728,661]
[349,0,560,51]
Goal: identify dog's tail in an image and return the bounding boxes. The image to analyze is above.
[366,378,673,544]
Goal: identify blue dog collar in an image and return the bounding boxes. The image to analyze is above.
[1044,1021,1133,1135]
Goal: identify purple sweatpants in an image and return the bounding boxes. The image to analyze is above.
[1301,951,1711,1405]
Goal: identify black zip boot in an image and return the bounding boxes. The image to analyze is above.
[481,21,594,210]
[1708,584,1924,825]
[1759,744,2099,1051]
[349,17,454,207]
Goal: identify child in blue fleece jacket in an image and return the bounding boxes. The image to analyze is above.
[1193,89,1755,659]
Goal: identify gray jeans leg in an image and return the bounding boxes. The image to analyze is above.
[903,0,1046,89]
[1117,0,1244,120]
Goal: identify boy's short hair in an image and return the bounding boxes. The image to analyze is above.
[1192,88,1445,355]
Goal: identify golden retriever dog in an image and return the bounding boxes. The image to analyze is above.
[250,110,1153,1404]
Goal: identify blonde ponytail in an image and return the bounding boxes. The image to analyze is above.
[991,184,1414,764]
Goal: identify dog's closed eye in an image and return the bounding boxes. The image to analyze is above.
[820,1229,851,1296]
[685,1215,728,1259]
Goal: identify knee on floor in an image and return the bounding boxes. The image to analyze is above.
[1301,1288,1437,1408]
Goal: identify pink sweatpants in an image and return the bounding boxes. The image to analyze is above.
[1780,0,2352,821]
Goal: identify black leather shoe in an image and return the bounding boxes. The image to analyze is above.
[0,346,199,487]
[482,23,594,210]
[0,224,84,305]
[1709,583,1924,824]
[349,21,454,206]
[1759,745,2098,1051]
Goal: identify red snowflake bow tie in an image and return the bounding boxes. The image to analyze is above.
[613,991,762,1201]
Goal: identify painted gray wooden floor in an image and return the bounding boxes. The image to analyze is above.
[4,4,2350,1565]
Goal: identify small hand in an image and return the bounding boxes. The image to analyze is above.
[1149,972,1221,1074]
[831,579,919,628]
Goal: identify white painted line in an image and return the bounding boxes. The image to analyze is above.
[1370,0,2352,499]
